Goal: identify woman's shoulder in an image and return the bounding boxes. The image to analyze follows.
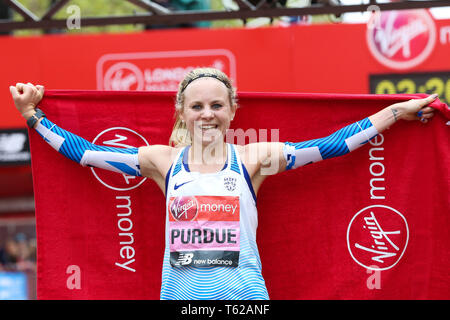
[233,142,284,167]
[139,144,183,165]
[233,142,274,157]
[232,143,258,170]
[138,144,184,180]
[232,143,245,153]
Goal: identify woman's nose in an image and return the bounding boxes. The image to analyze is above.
[201,107,214,119]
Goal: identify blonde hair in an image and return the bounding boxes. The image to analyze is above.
[169,67,237,147]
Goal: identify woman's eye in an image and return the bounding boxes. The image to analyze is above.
[192,104,202,110]
[212,104,222,109]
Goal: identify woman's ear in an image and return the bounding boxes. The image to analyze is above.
[177,107,185,123]
[231,104,237,121]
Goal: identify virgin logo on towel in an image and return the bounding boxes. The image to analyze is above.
[91,127,149,191]
[347,205,409,271]
[96,49,237,91]
[366,9,436,70]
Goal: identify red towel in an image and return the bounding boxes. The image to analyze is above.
[30,91,449,299]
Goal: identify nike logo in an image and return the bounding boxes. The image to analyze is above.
[174,180,194,190]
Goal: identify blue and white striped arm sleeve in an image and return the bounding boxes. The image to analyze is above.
[283,117,378,170]
[35,117,141,176]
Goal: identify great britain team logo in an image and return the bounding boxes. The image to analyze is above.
[223,176,237,192]
[366,9,436,70]
[347,205,409,271]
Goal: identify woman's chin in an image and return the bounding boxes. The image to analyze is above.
[193,130,224,146]
[201,135,220,146]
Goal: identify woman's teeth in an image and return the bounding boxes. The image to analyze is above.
[201,125,217,130]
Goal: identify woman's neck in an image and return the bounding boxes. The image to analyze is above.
[189,140,227,166]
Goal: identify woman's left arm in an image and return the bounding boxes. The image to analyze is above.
[255,94,438,178]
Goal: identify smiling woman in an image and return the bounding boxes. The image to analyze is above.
[9,67,438,300]
[170,67,237,148]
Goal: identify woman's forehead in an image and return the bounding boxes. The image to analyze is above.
[183,77,229,102]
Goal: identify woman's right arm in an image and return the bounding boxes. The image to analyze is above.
[9,83,175,186]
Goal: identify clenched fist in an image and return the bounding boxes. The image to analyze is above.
[9,82,45,120]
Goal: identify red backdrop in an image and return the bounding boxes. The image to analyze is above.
[30,90,449,299]
[1,9,449,299]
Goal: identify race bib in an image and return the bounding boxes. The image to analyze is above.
[168,195,240,268]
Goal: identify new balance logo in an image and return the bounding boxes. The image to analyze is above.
[175,253,193,266]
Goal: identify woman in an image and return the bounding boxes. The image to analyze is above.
[10,68,437,300]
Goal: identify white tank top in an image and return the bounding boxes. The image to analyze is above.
[160,143,269,300]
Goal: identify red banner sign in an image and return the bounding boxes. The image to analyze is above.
[2,13,449,129]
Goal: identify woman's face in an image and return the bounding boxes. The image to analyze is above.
[180,77,236,146]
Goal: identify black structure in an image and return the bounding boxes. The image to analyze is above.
[0,0,448,32]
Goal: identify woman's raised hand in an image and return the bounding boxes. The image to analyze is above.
[391,94,438,123]
[9,83,44,120]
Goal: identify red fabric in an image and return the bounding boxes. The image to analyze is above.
[30,91,449,299]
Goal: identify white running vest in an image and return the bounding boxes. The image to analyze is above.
[160,143,269,300]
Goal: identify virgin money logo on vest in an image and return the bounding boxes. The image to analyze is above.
[91,127,149,191]
[170,196,199,222]
[347,205,409,271]
[97,49,236,91]
[367,10,436,70]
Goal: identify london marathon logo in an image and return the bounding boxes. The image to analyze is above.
[96,49,236,91]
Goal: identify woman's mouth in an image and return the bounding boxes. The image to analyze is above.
[200,124,218,131]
